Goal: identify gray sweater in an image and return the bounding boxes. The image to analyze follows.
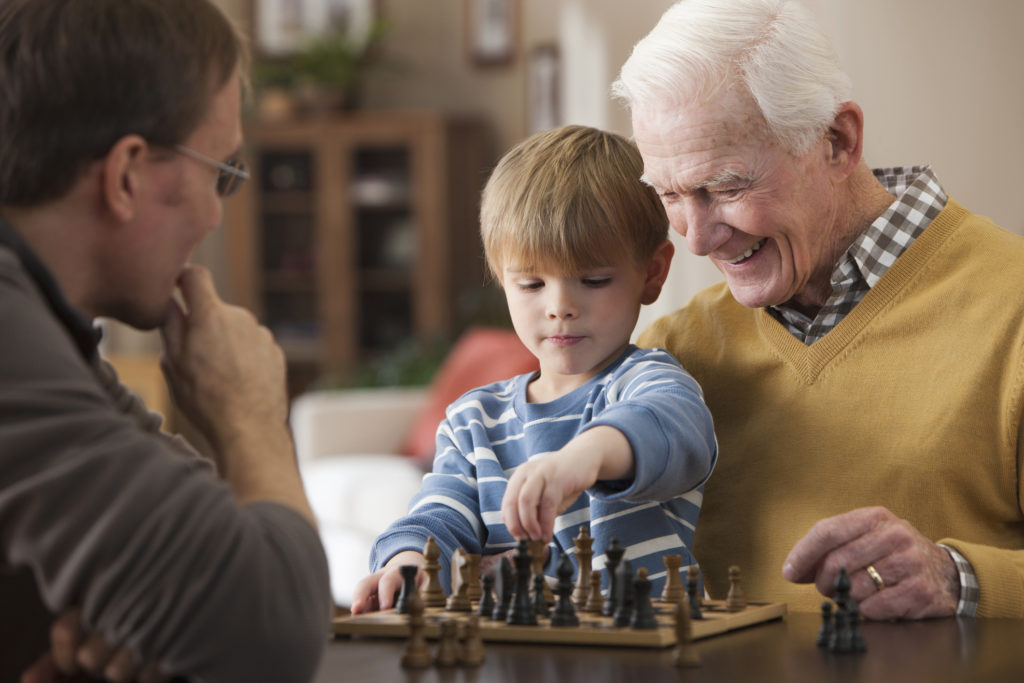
[0,221,331,682]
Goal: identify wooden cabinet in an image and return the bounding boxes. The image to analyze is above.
[225,111,493,395]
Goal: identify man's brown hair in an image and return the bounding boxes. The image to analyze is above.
[0,0,247,206]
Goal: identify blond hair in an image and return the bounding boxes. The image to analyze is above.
[480,125,667,278]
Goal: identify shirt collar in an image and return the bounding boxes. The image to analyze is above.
[0,215,102,360]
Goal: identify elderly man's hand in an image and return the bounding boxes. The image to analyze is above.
[782,506,959,620]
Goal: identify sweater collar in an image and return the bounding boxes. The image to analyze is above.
[0,215,102,360]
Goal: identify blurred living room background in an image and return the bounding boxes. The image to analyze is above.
[97,0,1024,607]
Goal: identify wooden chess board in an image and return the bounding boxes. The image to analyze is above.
[333,599,786,648]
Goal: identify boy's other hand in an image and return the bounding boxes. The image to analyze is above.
[350,550,426,614]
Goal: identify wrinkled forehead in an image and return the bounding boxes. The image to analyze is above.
[631,88,769,188]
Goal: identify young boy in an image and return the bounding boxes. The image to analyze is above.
[351,125,717,613]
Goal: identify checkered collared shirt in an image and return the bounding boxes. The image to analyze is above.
[767,165,979,616]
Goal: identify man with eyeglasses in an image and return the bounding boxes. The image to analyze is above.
[0,1,330,682]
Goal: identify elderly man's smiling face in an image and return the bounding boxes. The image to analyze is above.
[632,87,845,313]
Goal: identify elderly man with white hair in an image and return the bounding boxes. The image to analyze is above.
[616,0,1024,620]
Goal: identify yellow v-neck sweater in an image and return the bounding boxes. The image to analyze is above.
[639,198,1024,616]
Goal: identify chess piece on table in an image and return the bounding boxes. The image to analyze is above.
[550,553,580,627]
[434,617,459,667]
[686,565,703,620]
[528,538,554,606]
[478,572,496,618]
[602,537,625,617]
[584,569,604,613]
[612,559,634,628]
[491,556,514,622]
[828,602,853,654]
[459,614,485,667]
[661,554,684,604]
[395,564,419,614]
[572,526,594,609]
[420,536,447,608]
[725,565,746,612]
[848,601,867,653]
[465,553,483,602]
[533,573,551,617]
[506,540,538,626]
[672,599,700,668]
[629,567,658,630]
[400,592,431,669]
[446,551,472,612]
[816,601,834,648]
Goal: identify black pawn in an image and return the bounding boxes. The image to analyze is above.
[550,554,579,627]
[828,604,853,653]
[629,568,658,630]
[686,568,703,620]
[491,556,514,621]
[395,564,418,614]
[602,537,625,617]
[613,559,634,628]
[816,601,833,648]
[478,572,496,618]
[533,573,551,617]
[506,540,538,626]
[848,601,867,653]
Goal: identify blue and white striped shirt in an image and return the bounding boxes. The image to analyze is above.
[370,345,718,594]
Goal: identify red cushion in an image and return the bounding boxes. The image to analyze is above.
[401,327,538,466]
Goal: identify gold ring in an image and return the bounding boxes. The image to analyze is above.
[866,564,885,591]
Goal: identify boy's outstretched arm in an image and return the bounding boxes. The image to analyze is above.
[351,550,425,614]
[501,425,633,542]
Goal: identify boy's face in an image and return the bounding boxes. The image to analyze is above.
[500,252,657,402]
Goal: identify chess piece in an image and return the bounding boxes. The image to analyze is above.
[550,553,580,627]
[584,570,604,613]
[459,614,486,667]
[434,617,459,666]
[528,538,554,605]
[686,565,703,620]
[572,526,594,609]
[506,540,538,626]
[816,601,834,648]
[828,603,853,654]
[661,554,684,604]
[491,556,514,621]
[533,573,551,617]
[395,564,419,614]
[833,566,852,612]
[446,551,472,612]
[725,565,746,612]
[465,553,483,602]
[672,599,701,668]
[613,559,634,627]
[848,601,867,653]
[478,572,496,617]
[602,537,625,617]
[629,567,658,630]
[420,537,447,608]
[400,592,431,669]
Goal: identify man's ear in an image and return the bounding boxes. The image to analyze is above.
[825,101,864,180]
[101,135,149,223]
[640,239,675,305]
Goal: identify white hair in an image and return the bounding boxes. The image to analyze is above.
[611,0,853,154]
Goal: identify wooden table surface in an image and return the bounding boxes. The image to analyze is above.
[315,611,1024,682]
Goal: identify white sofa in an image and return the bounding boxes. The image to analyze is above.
[290,386,430,607]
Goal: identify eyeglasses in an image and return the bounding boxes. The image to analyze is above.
[174,144,250,197]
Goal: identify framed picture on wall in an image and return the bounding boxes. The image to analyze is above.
[254,0,379,56]
[464,0,518,66]
[527,44,560,134]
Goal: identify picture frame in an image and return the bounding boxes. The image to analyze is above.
[464,0,518,66]
[253,0,379,56]
[527,44,560,134]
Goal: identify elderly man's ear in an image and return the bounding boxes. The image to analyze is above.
[825,101,865,178]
